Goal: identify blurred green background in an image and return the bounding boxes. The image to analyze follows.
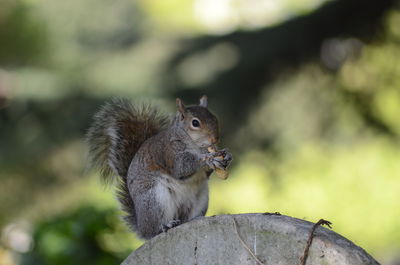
[1,0,400,264]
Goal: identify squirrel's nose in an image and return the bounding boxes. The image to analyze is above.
[210,136,218,145]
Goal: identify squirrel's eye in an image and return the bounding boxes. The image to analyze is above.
[191,119,200,128]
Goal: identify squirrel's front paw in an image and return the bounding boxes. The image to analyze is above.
[203,149,232,170]
[218,149,233,168]
[212,149,232,169]
[203,153,217,169]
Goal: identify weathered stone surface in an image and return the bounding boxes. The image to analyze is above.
[121,214,380,265]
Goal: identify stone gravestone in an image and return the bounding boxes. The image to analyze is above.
[121,214,380,265]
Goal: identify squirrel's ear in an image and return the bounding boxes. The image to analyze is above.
[199,95,208,108]
[176,98,186,117]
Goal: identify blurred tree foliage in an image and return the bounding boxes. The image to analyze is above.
[163,0,396,145]
[1,0,400,264]
[0,0,48,65]
[21,206,136,265]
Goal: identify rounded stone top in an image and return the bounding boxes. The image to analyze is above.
[122,214,380,265]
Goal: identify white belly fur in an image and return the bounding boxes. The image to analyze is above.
[155,171,208,222]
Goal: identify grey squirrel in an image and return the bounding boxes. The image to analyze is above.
[87,95,232,239]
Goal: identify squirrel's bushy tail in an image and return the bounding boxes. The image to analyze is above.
[86,98,169,228]
[87,98,169,181]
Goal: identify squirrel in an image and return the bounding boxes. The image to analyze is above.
[86,95,232,239]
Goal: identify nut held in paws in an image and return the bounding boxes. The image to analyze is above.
[207,146,229,180]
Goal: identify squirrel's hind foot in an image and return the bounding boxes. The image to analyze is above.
[161,219,182,233]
